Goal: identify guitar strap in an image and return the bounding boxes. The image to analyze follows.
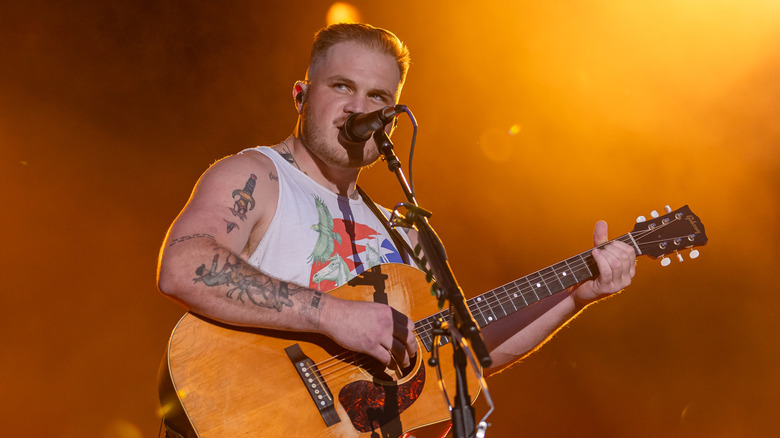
[357,185,422,268]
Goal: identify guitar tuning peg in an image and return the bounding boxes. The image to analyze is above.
[661,257,671,267]
[689,249,700,259]
[636,215,646,223]
[664,205,672,214]
[651,210,660,218]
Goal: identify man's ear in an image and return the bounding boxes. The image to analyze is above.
[293,81,308,114]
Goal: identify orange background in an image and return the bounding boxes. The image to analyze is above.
[2,1,779,437]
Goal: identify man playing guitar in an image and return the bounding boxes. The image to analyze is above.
[157,23,636,438]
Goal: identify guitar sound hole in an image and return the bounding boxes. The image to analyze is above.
[362,353,419,383]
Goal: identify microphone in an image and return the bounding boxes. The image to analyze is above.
[342,105,406,142]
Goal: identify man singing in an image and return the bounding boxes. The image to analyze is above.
[157,22,636,437]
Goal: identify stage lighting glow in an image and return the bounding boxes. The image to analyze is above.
[102,419,142,438]
[480,126,516,163]
[326,2,360,25]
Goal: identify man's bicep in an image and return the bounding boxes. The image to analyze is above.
[165,155,277,255]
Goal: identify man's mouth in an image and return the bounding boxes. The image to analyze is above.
[337,128,367,146]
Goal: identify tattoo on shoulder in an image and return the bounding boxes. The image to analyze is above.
[193,253,308,312]
[226,173,257,233]
[168,234,215,247]
[269,171,278,182]
[278,145,302,171]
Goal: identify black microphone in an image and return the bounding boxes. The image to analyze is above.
[342,105,406,142]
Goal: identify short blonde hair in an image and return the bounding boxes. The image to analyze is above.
[308,23,411,88]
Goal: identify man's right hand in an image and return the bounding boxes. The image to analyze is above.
[319,295,417,368]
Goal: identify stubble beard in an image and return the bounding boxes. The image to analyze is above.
[300,104,380,169]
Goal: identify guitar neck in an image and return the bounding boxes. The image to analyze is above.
[414,233,638,351]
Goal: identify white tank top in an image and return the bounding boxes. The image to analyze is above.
[242,146,411,292]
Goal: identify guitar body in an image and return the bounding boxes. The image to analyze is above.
[159,205,708,437]
[159,263,479,438]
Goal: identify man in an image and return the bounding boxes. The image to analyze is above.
[157,23,635,436]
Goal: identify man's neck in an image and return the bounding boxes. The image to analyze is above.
[275,135,362,200]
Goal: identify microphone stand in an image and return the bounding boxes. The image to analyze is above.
[372,129,492,438]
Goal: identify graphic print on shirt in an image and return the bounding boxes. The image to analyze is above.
[308,196,343,264]
[308,195,404,291]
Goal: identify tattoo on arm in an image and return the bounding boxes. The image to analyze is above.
[225,174,257,233]
[311,290,322,308]
[224,219,239,233]
[193,252,307,312]
[168,234,215,247]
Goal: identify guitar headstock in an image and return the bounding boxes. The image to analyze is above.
[631,205,708,264]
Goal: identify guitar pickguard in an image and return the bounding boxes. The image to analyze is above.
[338,365,426,433]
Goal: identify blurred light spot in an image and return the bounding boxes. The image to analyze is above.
[158,401,173,417]
[508,124,523,136]
[177,389,187,399]
[479,126,516,163]
[326,2,361,25]
[20,160,29,166]
[102,419,142,438]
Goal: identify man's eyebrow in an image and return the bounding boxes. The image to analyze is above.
[328,75,395,100]
[369,87,395,100]
[327,75,356,87]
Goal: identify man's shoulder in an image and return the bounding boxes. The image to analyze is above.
[206,147,277,175]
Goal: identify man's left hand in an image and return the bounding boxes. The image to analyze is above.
[573,220,636,306]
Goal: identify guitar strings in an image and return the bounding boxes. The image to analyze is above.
[413,218,689,341]
[305,353,362,385]
[308,218,691,384]
[312,242,604,383]
[435,240,634,333]
[311,229,629,383]
[413,233,621,342]
[310,350,407,384]
[311,337,423,380]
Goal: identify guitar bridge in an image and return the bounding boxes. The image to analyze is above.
[285,343,340,427]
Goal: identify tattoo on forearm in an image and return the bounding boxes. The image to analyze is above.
[193,253,306,312]
[226,174,257,233]
[311,290,322,308]
[168,234,215,247]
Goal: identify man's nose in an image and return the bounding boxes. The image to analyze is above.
[343,94,371,115]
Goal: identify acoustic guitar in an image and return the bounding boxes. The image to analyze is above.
[159,205,707,437]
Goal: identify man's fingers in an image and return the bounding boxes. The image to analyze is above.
[403,320,417,358]
[391,308,418,359]
[389,337,410,368]
[593,220,609,246]
[374,346,394,367]
[592,247,615,286]
[592,241,636,293]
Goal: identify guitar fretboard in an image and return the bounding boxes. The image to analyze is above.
[414,233,637,352]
